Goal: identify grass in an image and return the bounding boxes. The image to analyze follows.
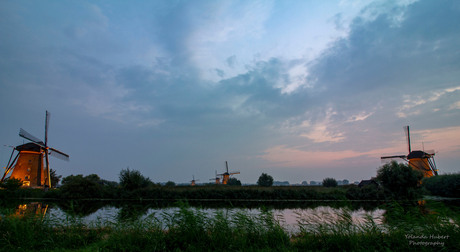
[0,200,459,251]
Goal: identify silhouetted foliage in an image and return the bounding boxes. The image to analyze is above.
[376,161,423,200]
[423,173,460,198]
[50,169,62,188]
[322,178,338,187]
[227,177,241,186]
[60,174,104,199]
[345,184,385,200]
[119,168,152,191]
[0,178,23,191]
[165,181,176,187]
[257,173,274,187]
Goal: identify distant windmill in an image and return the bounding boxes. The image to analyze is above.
[1,111,69,188]
[217,161,240,185]
[381,126,438,177]
[209,170,222,184]
[190,175,199,186]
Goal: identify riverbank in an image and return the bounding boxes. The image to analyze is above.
[1,200,458,251]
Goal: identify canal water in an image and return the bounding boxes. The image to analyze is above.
[32,201,386,234]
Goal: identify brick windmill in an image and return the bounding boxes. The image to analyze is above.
[381,126,438,177]
[217,161,240,185]
[1,111,69,188]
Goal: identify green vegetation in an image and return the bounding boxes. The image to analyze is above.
[0,200,458,251]
[423,173,460,198]
[0,178,23,191]
[165,181,176,187]
[227,177,242,186]
[119,168,153,191]
[376,161,423,200]
[322,177,338,187]
[257,173,274,187]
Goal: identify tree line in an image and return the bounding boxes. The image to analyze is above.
[1,162,458,200]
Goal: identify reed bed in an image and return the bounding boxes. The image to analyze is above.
[0,201,458,251]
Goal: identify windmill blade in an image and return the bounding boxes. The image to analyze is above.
[404,126,411,154]
[230,171,240,175]
[381,155,407,159]
[45,111,50,146]
[19,128,44,145]
[45,149,51,187]
[49,147,70,161]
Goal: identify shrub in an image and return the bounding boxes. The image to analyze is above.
[323,178,338,187]
[423,173,460,198]
[119,168,152,191]
[0,178,23,191]
[376,161,423,200]
[165,181,176,187]
[59,174,104,199]
[227,177,242,186]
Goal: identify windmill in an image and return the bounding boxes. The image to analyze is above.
[190,175,199,186]
[1,111,69,188]
[217,161,240,185]
[381,126,438,177]
[209,170,222,184]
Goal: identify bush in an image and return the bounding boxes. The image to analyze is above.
[423,173,460,198]
[227,178,242,186]
[59,174,104,199]
[323,178,338,187]
[165,181,176,187]
[257,173,274,187]
[376,161,423,200]
[346,184,385,200]
[119,168,152,191]
[0,178,23,191]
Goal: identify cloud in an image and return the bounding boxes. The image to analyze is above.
[397,86,460,118]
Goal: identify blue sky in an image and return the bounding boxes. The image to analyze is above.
[1,0,459,184]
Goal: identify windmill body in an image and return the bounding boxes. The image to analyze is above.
[218,161,240,185]
[7,143,45,187]
[209,170,222,184]
[1,111,69,188]
[381,126,438,178]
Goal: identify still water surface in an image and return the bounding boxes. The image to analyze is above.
[42,203,385,233]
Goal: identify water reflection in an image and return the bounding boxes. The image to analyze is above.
[14,202,48,218]
[2,199,457,234]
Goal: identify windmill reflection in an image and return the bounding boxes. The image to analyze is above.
[13,202,48,218]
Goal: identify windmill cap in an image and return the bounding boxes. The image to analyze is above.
[407,150,434,159]
[15,142,43,152]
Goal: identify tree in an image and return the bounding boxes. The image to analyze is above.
[0,178,23,191]
[60,174,104,199]
[227,177,242,186]
[376,161,423,200]
[322,178,338,187]
[257,173,274,187]
[165,181,176,187]
[119,168,152,191]
[50,169,62,188]
[423,173,460,198]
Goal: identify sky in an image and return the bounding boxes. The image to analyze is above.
[1,0,459,184]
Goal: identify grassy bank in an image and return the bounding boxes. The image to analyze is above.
[0,185,352,201]
[1,201,458,251]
